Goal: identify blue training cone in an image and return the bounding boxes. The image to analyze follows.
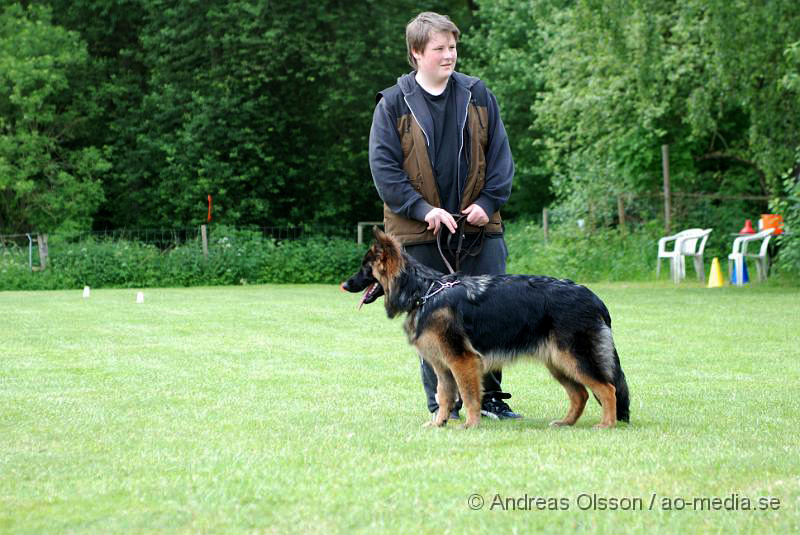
[730,259,749,285]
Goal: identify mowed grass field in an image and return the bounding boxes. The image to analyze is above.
[1,282,799,534]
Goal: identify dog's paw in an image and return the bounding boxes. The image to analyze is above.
[549,419,574,427]
[458,421,480,430]
[423,420,446,428]
[592,422,615,430]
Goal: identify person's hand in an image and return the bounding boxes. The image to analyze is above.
[424,208,457,235]
[462,204,489,226]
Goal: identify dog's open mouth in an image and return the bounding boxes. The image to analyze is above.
[358,282,381,309]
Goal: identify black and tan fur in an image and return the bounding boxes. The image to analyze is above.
[342,228,630,429]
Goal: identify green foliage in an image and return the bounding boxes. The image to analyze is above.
[0,227,367,290]
[461,0,555,217]
[469,0,800,229]
[4,0,799,264]
[507,217,800,283]
[773,187,800,276]
[771,158,800,275]
[38,0,474,229]
[5,220,800,290]
[505,221,661,281]
[772,41,800,274]
[466,0,773,229]
[260,238,368,284]
[0,3,107,233]
[53,239,162,288]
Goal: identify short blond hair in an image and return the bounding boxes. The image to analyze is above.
[405,12,460,69]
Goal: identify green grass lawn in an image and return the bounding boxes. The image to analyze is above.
[1,282,798,534]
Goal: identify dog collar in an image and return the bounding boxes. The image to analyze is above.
[416,279,461,308]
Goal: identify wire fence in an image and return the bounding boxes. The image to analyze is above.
[0,223,362,272]
[1,190,779,274]
[1,224,356,247]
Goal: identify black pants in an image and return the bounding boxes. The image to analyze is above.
[405,236,508,413]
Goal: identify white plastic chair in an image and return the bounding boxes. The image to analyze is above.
[728,228,774,286]
[656,228,713,283]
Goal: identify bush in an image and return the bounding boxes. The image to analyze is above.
[0,246,42,290]
[3,221,798,290]
[53,239,162,288]
[505,221,661,281]
[506,219,800,283]
[0,228,366,290]
[259,238,367,284]
[772,167,800,276]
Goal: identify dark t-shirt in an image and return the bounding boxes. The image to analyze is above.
[419,78,460,215]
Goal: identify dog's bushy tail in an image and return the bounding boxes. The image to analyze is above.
[612,347,630,423]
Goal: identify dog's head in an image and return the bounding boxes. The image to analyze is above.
[341,227,404,308]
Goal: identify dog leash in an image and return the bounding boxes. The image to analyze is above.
[435,213,486,274]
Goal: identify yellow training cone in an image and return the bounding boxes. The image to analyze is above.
[707,257,724,288]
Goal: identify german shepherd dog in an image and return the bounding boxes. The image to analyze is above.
[342,228,630,430]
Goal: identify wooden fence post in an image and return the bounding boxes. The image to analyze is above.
[617,195,626,234]
[201,224,208,260]
[661,144,671,234]
[26,233,33,272]
[357,221,383,244]
[36,233,49,270]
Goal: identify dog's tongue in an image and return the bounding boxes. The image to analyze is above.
[358,283,377,310]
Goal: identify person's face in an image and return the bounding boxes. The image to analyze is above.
[412,31,457,83]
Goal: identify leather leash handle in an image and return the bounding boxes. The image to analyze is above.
[436,224,457,274]
[436,214,486,274]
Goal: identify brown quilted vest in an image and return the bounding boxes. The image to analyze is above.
[383,102,502,245]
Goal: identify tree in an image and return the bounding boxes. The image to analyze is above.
[46,0,474,229]
[532,0,800,227]
[43,0,150,229]
[462,0,558,218]
[0,3,107,234]
[774,39,800,273]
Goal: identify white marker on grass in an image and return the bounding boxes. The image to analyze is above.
[136,291,144,304]
[83,286,90,298]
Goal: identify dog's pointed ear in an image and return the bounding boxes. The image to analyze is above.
[372,226,388,251]
[373,226,394,251]
[371,226,402,266]
[371,226,383,254]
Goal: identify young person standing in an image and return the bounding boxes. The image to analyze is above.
[368,12,520,420]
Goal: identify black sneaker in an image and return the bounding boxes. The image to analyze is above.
[481,396,522,420]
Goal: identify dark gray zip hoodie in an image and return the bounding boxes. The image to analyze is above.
[369,71,514,224]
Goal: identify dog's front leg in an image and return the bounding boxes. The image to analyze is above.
[424,360,457,428]
[448,354,483,429]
